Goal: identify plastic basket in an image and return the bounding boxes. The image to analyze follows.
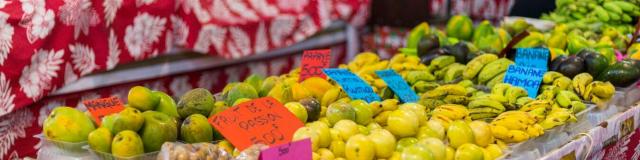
[35,134,93,159]
[34,134,88,153]
[85,146,159,160]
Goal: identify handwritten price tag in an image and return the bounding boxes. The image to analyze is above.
[208,97,304,151]
[323,68,381,103]
[503,65,545,98]
[83,96,125,125]
[299,49,331,82]
[375,69,418,103]
[514,48,549,70]
[259,138,312,160]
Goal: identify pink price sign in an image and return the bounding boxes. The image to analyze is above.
[259,138,312,160]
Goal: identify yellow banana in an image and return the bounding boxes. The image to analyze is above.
[468,99,506,112]
[543,71,564,84]
[491,83,512,96]
[432,104,470,121]
[301,77,334,100]
[505,130,530,143]
[572,73,593,95]
[478,58,513,84]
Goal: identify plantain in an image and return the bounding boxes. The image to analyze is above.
[477,58,513,84]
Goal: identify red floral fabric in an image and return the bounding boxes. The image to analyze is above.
[1,44,349,159]
[0,0,370,118]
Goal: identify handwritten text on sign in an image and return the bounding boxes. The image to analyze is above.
[503,65,545,98]
[208,97,304,151]
[259,138,312,160]
[514,48,549,70]
[323,68,381,103]
[299,49,331,82]
[375,69,419,103]
[83,96,125,125]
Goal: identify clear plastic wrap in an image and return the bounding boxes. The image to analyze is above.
[234,144,268,160]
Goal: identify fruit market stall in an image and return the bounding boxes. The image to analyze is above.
[12,0,640,160]
[0,0,370,159]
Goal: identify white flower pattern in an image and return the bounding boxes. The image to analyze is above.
[194,24,226,54]
[0,12,13,65]
[269,15,296,47]
[170,76,192,99]
[136,0,155,7]
[103,0,122,26]
[0,73,15,117]
[63,63,77,85]
[58,0,100,39]
[21,0,55,44]
[125,13,167,60]
[19,49,64,100]
[254,23,268,54]
[197,71,220,91]
[170,15,189,46]
[69,43,97,76]
[0,109,34,157]
[107,30,121,70]
[227,27,252,59]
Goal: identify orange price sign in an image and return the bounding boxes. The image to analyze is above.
[208,97,304,151]
[83,96,125,125]
[299,49,331,82]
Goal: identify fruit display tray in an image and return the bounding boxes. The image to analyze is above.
[35,134,93,160]
[612,80,640,108]
[85,146,159,160]
[499,104,597,159]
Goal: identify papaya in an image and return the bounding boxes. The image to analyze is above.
[472,20,495,43]
[446,15,474,41]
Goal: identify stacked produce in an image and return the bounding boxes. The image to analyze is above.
[541,0,639,34]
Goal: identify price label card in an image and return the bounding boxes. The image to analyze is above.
[208,97,304,151]
[299,49,331,82]
[503,65,545,98]
[514,48,550,70]
[375,69,418,103]
[323,68,381,103]
[259,138,312,160]
[83,96,125,125]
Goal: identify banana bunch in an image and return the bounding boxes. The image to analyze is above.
[490,111,545,143]
[473,83,530,110]
[519,100,553,121]
[542,71,573,90]
[572,73,615,105]
[594,1,639,23]
[543,0,638,34]
[430,104,471,127]
[538,106,577,129]
[389,54,428,76]
[464,55,514,88]
[419,84,468,109]
[468,98,505,120]
[555,90,587,113]
[426,55,468,83]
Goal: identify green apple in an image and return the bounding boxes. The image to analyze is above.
[140,111,178,152]
[88,127,112,153]
[326,102,356,126]
[350,100,374,125]
[332,120,359,140]
[285,102,308,123]
[180,114,213,143]
[111,130,144,157]
[387,109,419,138]
[345,134,375,160]
[455,143,484,160]
[43,107,96,143]
[152,91,179,119]
[128,86,159,111]
[368,129,397,158]
[110,107,144,133]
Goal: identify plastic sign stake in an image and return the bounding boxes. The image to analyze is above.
[299,49,331,82]
[259,138,312,160]
[503,65,545,98]
[208,97,304,151]
[83,96,125,125]
[323,68,381,103]
[514,48,550,70]
[375,69,419,103]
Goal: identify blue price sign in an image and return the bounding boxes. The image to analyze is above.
[375,69,418,103]
[503,65,545,98]
[514,48,549,70]
[323,69,381,103]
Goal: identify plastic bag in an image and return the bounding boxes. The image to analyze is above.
[157,142,232,160]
